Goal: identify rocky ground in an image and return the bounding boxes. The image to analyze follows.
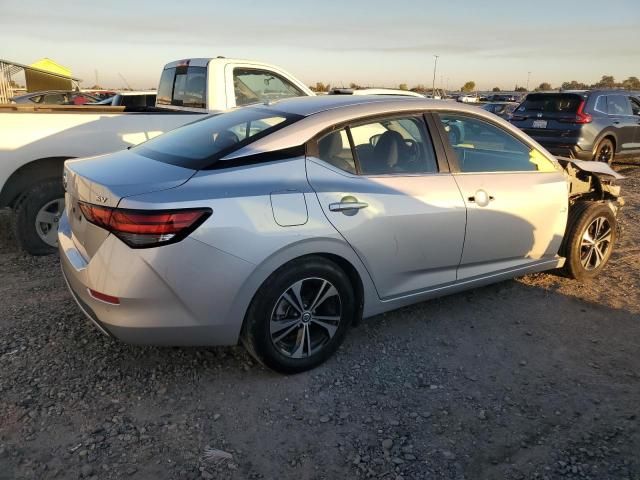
[1,164,639,480]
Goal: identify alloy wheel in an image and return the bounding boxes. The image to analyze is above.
[596,143,613,163]
[35,198,64,247]
[270,277,342,358]
[580,216,612,270]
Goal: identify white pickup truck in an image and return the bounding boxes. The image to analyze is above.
[0,57,313,254]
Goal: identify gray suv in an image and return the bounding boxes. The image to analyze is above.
[510,90,640,163]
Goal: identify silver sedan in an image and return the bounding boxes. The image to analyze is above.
[59,96,622,372]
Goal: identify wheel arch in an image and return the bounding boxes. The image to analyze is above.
[593,130,618,155]
[229,238,379,344]
[0,156,73,208]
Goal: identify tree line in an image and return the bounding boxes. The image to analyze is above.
[310,75,640,93]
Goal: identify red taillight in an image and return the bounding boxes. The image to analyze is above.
[79,202,211,248]
[559,100,592,124]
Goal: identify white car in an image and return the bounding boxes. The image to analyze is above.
[457,94,479,103]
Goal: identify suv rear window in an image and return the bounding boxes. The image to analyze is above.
[157,66,207,109]
[518,93,584,113]
[134,107,302,169]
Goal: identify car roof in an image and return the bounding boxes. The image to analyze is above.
[258,94,438,116]
[226,96,541,161]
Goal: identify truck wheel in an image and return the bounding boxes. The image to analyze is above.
[14,180,65,255]
[561,202,617,281]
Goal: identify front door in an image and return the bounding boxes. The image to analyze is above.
[435,112,568,280]
[306,114,466,299]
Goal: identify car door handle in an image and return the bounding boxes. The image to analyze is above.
[329,202,369,212]
[329,197,368,215]
[467,190,494,207]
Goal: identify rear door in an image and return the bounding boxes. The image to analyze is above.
[306,113,466,299]
[435,112,568,280]
[606,94,637,152]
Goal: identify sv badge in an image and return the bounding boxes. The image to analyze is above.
[95,195,109,204]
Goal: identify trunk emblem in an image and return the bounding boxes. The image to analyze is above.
[95,195,109,204]
[537,113,543,118]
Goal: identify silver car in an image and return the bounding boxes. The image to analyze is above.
[60,96,622,373]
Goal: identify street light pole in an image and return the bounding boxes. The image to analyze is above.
[526,71,531,91]
[432,55,439,97]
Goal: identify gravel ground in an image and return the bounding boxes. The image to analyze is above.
[1,164,639,480]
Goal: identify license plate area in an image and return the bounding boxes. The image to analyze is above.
[532,119,547,128]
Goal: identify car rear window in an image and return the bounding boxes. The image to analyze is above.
[134,107,302,170]
[518,93,584,113]
[157,66,207,109]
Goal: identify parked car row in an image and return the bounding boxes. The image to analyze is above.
[11,90,101,105]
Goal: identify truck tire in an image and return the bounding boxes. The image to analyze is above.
[561,202,617,281]
[14,179,65,255]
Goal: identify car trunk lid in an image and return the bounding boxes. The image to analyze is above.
[63,149,196,258]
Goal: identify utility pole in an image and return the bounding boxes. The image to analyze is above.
[526,71,531,91]
[432,55,439,97]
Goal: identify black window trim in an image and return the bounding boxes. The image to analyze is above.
[306,110,451,177]
[432,110,556,175]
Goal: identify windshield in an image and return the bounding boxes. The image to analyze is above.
[518,93,584,113]
[134,107,302,170]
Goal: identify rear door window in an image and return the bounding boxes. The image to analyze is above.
[607,95,632,116]
[233,69,304,106]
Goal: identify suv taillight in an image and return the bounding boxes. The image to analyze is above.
[559,100,592,124]
[79,202,211,248]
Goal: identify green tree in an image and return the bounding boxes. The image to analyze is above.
[561,80,588,90]
[594,75,616,88]
[514,86,528,92]
[411,84,427,93]
[349,82,362,89]
[536,82,552,91]
[492,87,501,92]
[622,76,640,90]
[312,82,328,92]
[461,81,476,93]
[398,83,408,91]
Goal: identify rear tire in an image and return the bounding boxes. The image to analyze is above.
[593,137,615,164]
[242,256,356,374]
[14,180,65,256]
[561,202,617,281]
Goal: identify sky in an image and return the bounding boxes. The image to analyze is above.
[2,0,639,91]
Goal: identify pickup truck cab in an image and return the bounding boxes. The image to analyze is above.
[0,57,313,254]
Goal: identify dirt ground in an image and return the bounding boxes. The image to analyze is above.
[0,164,639,480]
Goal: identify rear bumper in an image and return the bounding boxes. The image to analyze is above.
[521,133,593,160]
[58,211,255,346]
